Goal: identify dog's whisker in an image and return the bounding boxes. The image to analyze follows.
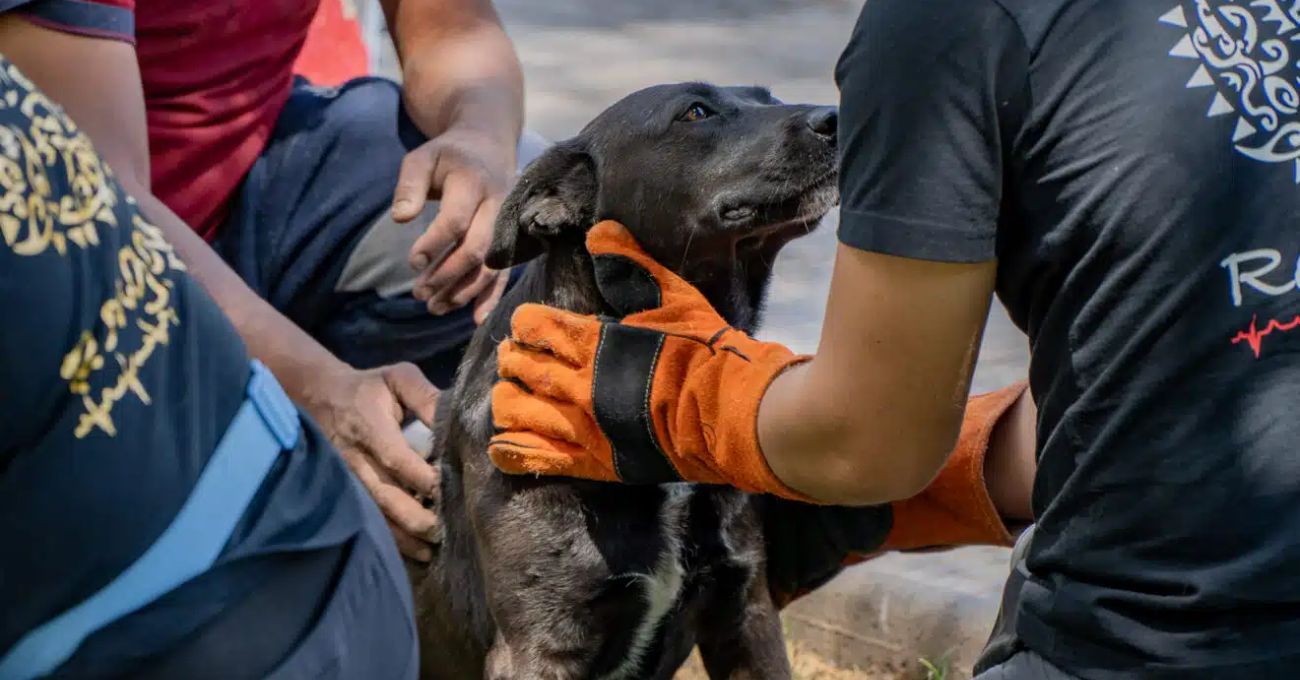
[679,222,697,271]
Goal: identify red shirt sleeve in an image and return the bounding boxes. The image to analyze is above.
[3,0,135,44]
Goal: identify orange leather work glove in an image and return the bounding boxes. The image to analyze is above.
[489,220,813,499]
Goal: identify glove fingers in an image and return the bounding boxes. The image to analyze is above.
[487,432,576,475]
[488,430,619,481]
[497,341,592,406]
[509,303,601,367]
[491,380,603,444]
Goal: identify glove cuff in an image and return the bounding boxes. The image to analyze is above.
[881,381,1029,551]
[738,352,817,501]
[660,340,817,501]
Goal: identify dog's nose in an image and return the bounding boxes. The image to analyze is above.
[805,107,838,142]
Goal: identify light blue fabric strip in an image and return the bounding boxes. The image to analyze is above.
[0,360,300,680]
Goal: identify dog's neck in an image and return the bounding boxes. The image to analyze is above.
[524,238,761,332]
[535,238,609,317]
[497,218,814,335]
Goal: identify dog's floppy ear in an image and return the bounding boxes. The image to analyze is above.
[486,141,597,269]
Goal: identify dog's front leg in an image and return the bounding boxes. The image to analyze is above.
[484,628,592,680]
[696,569,792,680]
[484,632,517,680]
[473,482,610,680]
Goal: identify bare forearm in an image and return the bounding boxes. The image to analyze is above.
[126,187,348,398]
[756,245,996,506]
[761,363,1035,521]
[403,41,522,144]
[757,359,970,506]
[388,1,523,144]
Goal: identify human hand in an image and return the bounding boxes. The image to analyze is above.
[393,127,515,324]
[300,362,442,562]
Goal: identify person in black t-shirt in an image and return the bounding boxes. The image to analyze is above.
[486,0,1300,677]
[0,57,419,679]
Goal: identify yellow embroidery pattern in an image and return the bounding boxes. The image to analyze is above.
[0,65,119,256]
[0,58,188,439]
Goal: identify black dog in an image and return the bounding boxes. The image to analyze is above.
[409,82,838,680]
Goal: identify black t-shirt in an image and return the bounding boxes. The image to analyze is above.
[0,58,365,675]
[837,0,1300,676]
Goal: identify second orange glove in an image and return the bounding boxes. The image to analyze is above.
[489,220,814,500]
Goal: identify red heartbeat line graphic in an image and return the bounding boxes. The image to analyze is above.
[1231,314,1300,358]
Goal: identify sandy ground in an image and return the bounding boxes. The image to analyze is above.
[674,642,921,680]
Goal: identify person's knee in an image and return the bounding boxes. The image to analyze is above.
[316,77,413,161]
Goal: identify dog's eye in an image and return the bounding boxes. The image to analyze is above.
[678,103,715,122]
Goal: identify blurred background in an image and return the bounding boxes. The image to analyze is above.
[297,2,1030,676]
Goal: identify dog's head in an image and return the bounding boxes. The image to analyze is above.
[487,82,838,332]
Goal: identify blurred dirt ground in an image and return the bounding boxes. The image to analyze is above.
[674,642,920,680]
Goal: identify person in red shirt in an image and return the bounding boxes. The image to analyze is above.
[0,0,531,561]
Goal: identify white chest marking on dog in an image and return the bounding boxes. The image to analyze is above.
[599,483,694,680]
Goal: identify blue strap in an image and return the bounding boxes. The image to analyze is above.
[0,360,300,680]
